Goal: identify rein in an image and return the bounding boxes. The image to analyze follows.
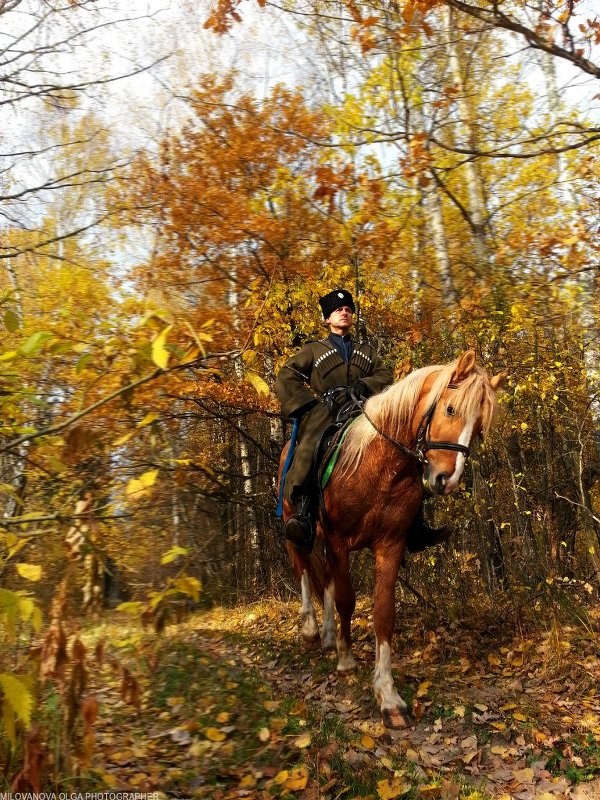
[356,384,471,465]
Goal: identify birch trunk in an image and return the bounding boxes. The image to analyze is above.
[228,281,261,589]
[443,8,490,270]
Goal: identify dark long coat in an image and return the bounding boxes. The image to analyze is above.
[274,336,393,501]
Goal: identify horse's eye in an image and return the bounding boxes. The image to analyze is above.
[446,405,456,416]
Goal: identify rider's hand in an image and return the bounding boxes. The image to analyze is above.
[354,381,371,399]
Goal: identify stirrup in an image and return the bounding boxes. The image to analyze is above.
[285,515,314,551]
[406,524,451,553]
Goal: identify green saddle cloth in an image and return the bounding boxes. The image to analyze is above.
[320,416,359,490]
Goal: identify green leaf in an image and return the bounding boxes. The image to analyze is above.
[4,310,19,333]
[75,353,93,373]
[2,697,16,749]
[151,325,173,369]
[19,331,53,356]
[0,588,20,641]
[0,673,34,726]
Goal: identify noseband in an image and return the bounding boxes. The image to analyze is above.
[359,384,471,465]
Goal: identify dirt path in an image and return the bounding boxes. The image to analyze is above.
[86,600,600,799]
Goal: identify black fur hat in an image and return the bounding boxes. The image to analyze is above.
[319,289,355,320]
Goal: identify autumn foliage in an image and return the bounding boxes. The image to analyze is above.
[0,0,599,791]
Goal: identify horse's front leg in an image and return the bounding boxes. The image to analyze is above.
[328,545,356,672]
[373,546,412,729]
[287,542,320,650]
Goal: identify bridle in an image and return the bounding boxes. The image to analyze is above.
[358,384,472,466]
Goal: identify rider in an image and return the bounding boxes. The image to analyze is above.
[275,289,450,551]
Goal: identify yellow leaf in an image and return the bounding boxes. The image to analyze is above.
[246,370,270,396]
[283,765,309,791]
[416,680,431,698]
[114,431,135,446]
[417,784,441,798]
[204,727,226,742]
[216,712,230,723]
[151,325,173,370]
[17,596,42,633]
[137,412,160,428]
[513,712,528,722]
[295,733,311,748]
[16,563,42,582]
[377,776,411,799]
[167,696,185,707]
[188,741,210,758]
[361,734,376,749]
[171,576,201,602]
[239,774,257,788]
[0,673,33,726]
[161,545,190,565]
[263,700,279,712]
[513,767,534,784]
[274,770,289,785]
[487,654,501,666]
[99,770,118,788]
[258,727,270,742]
[126,469,159,499]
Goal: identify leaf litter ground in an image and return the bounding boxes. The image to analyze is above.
[84,598,600,799]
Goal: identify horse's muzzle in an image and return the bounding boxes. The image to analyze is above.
[421,467,450,497]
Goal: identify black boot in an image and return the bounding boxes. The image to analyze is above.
[285,495,315,551]
[406,504,451,553]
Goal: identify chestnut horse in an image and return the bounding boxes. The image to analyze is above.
[279,350,506,728]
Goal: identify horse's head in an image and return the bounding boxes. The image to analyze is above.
[415,350,507,496]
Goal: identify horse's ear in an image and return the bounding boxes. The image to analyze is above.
[490,369,509,390]
[452,349,476,383]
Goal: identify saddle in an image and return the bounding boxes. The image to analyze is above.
[314,399,362,490]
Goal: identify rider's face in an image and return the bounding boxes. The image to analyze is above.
[327,306,354,335]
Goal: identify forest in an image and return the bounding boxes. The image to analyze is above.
[0,0,599,796]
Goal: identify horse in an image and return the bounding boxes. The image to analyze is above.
[279,349,507,728]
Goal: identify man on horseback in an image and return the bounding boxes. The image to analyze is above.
[275,289,450,552]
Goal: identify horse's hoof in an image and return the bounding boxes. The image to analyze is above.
[382,708,413,729]
[302,634,321,651]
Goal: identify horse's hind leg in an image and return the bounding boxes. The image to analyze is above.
[299,568,320,649]
[287,543,320,649]
[329,547,356,672]
[321,578,337,651]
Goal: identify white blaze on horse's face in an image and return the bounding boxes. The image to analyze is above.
[423,394,482,497]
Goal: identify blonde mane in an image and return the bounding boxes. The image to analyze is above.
[335,358,499,479]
